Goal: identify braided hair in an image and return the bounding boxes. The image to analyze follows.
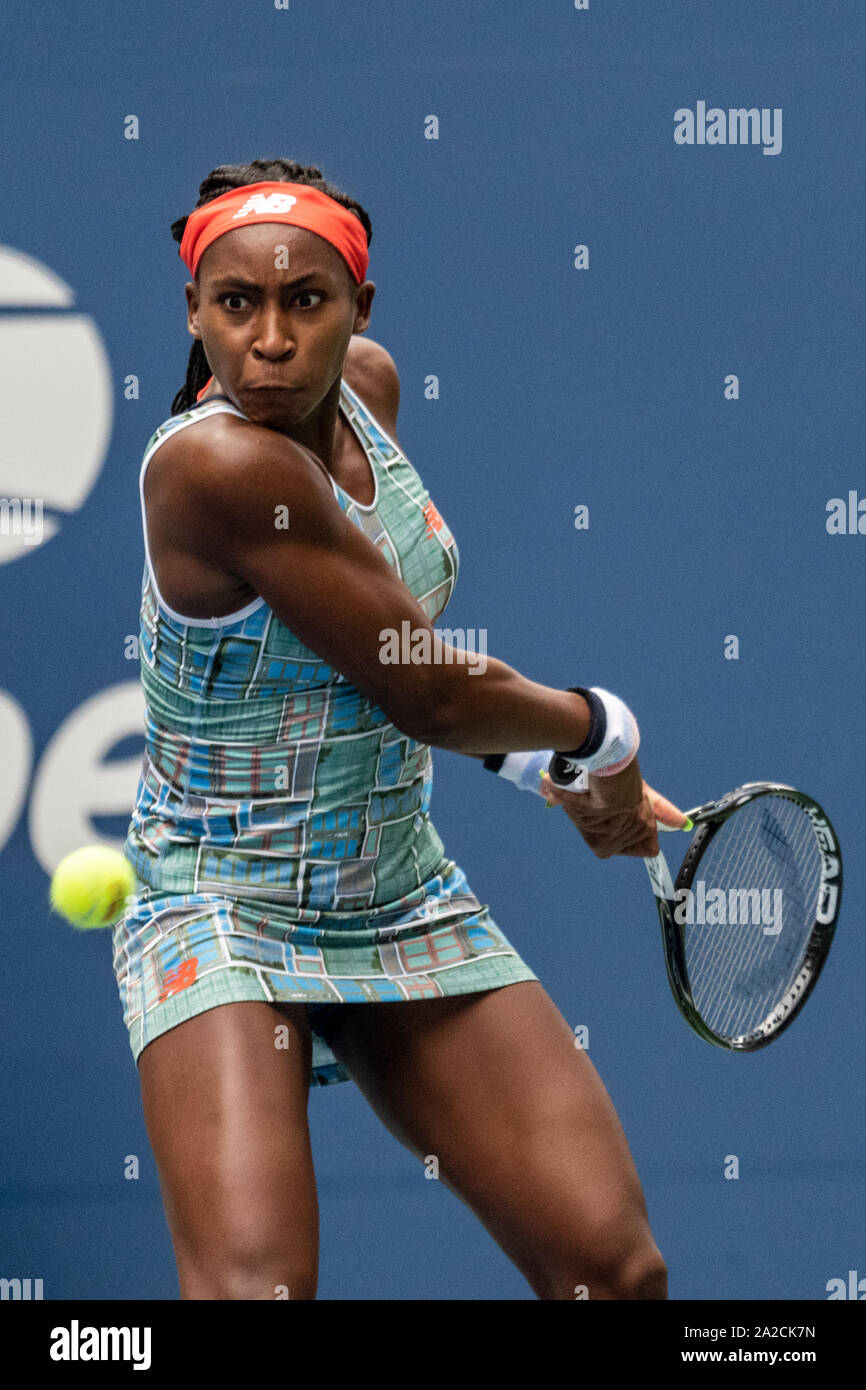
[169,158,372,415]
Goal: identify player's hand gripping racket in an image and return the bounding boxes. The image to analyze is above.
[548,762,842,1049]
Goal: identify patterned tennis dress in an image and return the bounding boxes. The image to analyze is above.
[112,378,539,1085]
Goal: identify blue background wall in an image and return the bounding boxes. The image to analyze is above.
[1,0,863,1300]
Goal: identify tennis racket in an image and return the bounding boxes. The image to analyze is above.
[649,783,842,1049]
[548,763,842,1049]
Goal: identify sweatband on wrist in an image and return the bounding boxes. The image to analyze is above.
[563,686,606,757]
[482,749,554,796]
[549,686,640,783]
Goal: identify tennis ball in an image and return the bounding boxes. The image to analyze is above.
[49,845,137,929]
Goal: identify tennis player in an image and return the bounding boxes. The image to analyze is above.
[113,157,686,1301]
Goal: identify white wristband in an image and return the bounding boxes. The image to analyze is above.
[583,687,640,776]
[490,749,555,796]
[548,687,640,787]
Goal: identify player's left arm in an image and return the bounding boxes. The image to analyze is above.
[344,335,402,449]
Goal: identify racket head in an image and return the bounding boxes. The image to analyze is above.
[655,783,841,1050]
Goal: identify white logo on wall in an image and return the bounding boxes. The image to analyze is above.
[0,247,133,875]
[0,246,113,564]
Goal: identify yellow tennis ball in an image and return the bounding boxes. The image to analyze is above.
[49,845,137,929]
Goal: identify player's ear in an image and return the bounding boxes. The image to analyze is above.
[352,281,375,334]
[185,281,201,340]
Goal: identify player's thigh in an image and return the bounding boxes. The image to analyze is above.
[138,1000,318,1295]
[327,982,658,1292]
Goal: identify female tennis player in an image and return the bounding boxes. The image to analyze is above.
[113,157,686,1301]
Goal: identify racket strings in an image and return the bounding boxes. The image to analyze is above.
[694,808,813,1031]
[683,797,823,1041]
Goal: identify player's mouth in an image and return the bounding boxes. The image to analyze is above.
[245,383,300,392]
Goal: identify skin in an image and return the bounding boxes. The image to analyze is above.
[138,210,683,1299]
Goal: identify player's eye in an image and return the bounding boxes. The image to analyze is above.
[218,290,324,311]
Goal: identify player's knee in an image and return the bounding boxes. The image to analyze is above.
[180,1257,318,1301]
[177,1231,317,1300]
[583,1212,667,1300]
[542,1214,667,1301]
[610,1241,668,1300]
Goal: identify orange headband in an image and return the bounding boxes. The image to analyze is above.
[178,180,369,283]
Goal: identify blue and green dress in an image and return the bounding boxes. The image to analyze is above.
[112,378,538,1085]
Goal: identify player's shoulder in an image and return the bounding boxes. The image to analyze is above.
[154,399,300,469]
[148,401,330,531]
[343,335,400,423]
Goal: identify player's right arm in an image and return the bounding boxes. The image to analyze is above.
[174,416,668,855]
[175,415,593,754]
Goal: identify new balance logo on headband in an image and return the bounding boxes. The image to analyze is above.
[232,192,298,220]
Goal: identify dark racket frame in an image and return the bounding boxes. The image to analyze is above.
[644,782,842,1050]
